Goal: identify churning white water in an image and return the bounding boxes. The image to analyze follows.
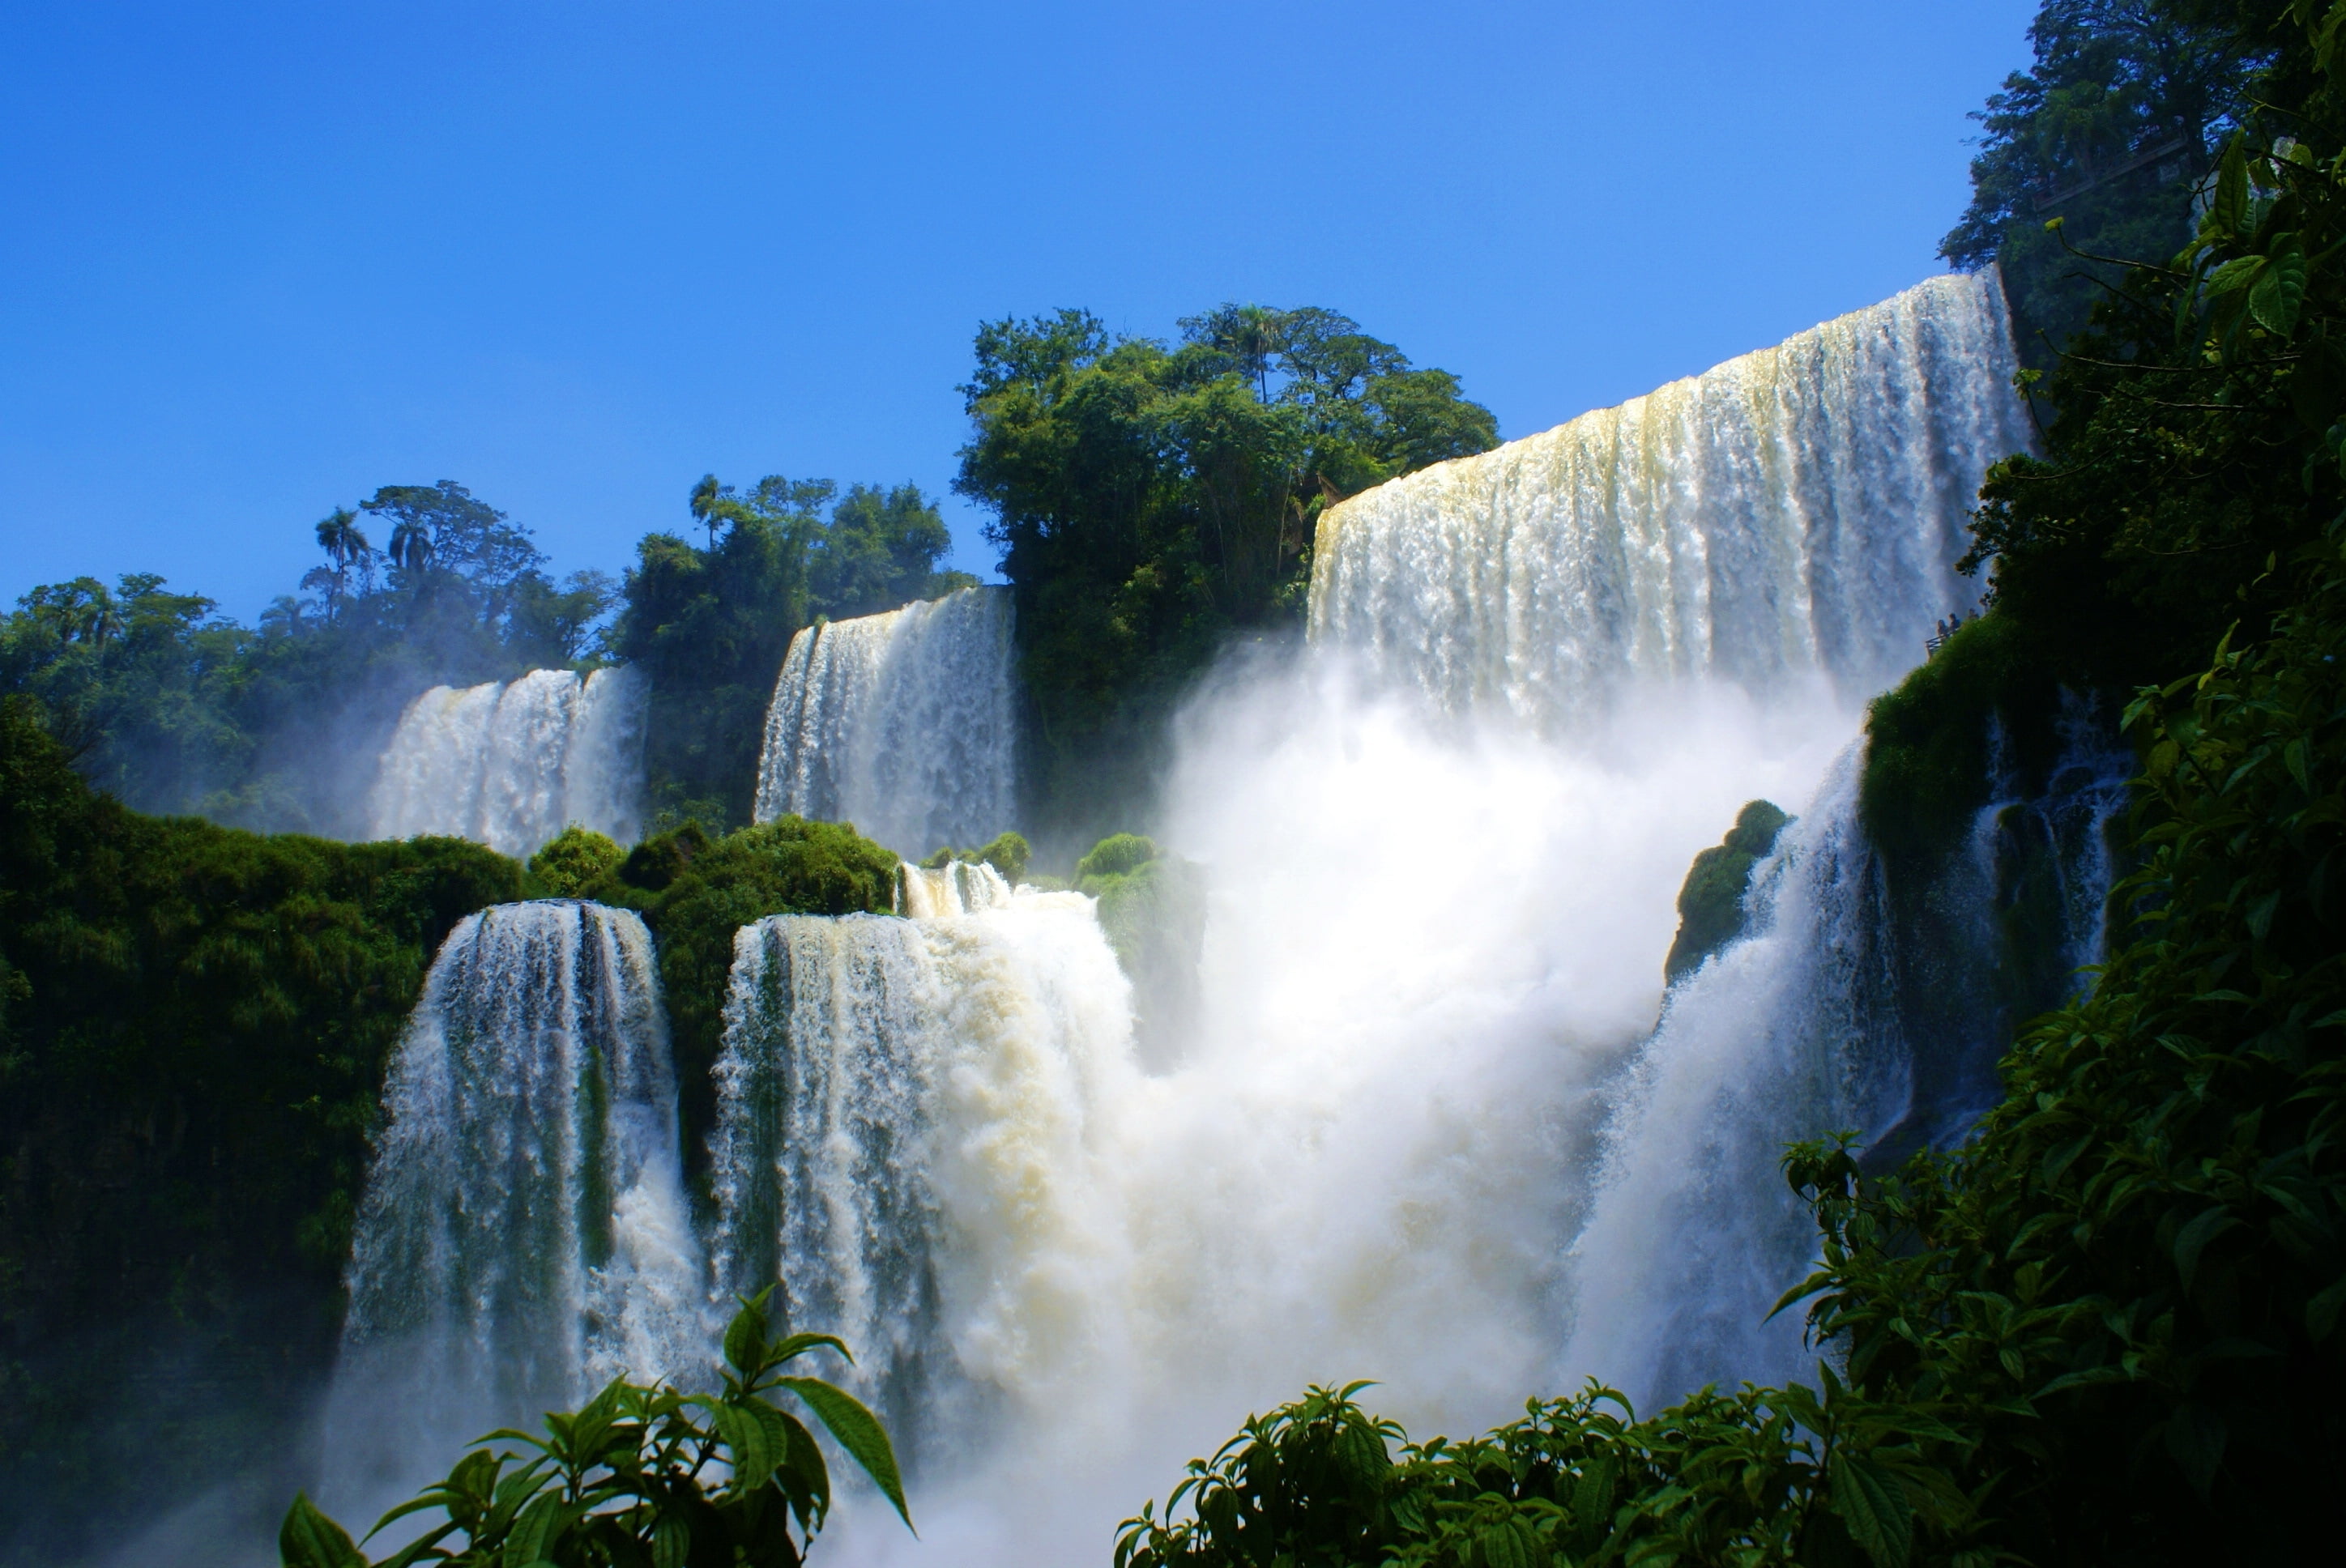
[754,586,1017,858]
[319,901,706,1523]
[708,865,1140,1468]
[727,276,2053,1565]
[367,666,647,858]
[314,275,2067,1568]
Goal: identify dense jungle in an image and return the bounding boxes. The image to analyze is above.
[6,2,2346,1565]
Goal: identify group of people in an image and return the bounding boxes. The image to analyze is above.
[1926,610,1969,656]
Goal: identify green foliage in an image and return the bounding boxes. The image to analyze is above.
[0,480,616,833]
[919,829,1032,883]
[0,697,522,1553]
[1074,833,1206,1063]
[528,826,625,897]
[1116,1375,1979,1568]
[1664,800,1790,982]
[585,817,899,1174]
[279,1289,910,1568]
[1943,1,2267,356]
[611,476,971,833]
[1860,615,2070,873]
[956,305,1497,841]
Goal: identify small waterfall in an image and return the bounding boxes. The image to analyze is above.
[1309,273,2034,729]
[1562,705,2134,1406]
[324,900,705,1512]
[753,586,1017,858]
[1560,752,1905,1403]
[706,864,1137,1459]
[367,666,647,858]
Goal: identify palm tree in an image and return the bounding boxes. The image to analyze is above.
[313,507,372,619]
[387,518,434,576]
[689,473,734,550]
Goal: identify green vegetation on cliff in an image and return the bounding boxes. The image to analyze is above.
[955,305,1498,842]
[1664,801,1790,982]
[0,698,522,1557]
[566,816,901,1176]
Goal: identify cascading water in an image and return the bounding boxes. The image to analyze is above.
[367,666,647,858]
[753,586,1017,858]
[1310,272,2034,729]
[706,863,1137,1467]
[683,275,2062,1566]
[319,900,706,1519]
[298,275,2077,1566]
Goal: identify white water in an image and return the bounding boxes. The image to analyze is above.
[753,586,1017,858]
[308,275,2059,1566]
[709,866,1140,1463]
[367,666,647,858]
[1311,271,2032,729]
[319,900,706,1523]
[745,275,2057,1563]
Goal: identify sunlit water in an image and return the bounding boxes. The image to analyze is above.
[286,273,2093,1568]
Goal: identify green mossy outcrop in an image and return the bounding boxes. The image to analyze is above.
[1663,800,1790,982]
[582,815,900,1172]
[1074,833,1205,1065]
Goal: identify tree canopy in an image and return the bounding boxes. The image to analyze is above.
[955,302,1496,839]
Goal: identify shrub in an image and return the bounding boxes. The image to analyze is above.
[279,1289,909,1568]
[527,826,625,897]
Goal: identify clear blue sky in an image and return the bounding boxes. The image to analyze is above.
[0,0,2039,622]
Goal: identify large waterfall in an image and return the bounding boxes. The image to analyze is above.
[707,863,1138,1464]
[1311,272,2034,727]
[311,275,2099,1568]
[321,900,705,1518]
[753,586,1017,858]
[367,666,647,858]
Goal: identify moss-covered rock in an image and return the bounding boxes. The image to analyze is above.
[1860,611,2070,876]
[1664,801,1791,982]
[1073,833,1205,1067]
[918,829,1032,884]
[589,815,899,1178]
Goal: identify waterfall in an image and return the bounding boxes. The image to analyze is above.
[322,900,705,1515]
[1309,272,2034,728]
[1563,703,2133,1404]
[706,864,1137,1461]
[753,586,1017,859]
[367,666,647,858]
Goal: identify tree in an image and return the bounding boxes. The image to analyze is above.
[305,508,373,622]
[954,301,1497,837]
[809,482,971,620]
[1942,0,2269,356]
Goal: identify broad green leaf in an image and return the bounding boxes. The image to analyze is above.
[651,1512,691,1568]
[2165,1403,2226,1498]
[1473,1514,1542,1568]
[775,1377,912,1530]
[2306,1276,2346,1341]
[2214,140,2249,236]
[2250,238,2310,336]
[1828,1452,1912,1568]
[2173,1206,2239,1292]
[724,1299,770,1378]
[280,1493,368,1568]
[767,1331,853,1368]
